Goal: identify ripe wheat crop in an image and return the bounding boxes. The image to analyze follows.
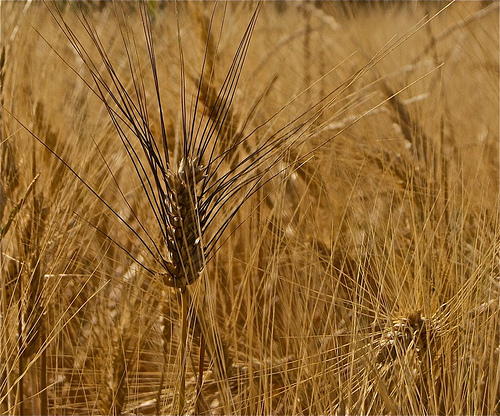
[1,1,499,415]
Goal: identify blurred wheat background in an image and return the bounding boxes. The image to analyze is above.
[1,1,499,415]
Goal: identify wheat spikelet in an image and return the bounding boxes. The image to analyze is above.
[162,157,205,288]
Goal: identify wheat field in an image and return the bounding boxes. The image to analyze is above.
[1,1,499,415]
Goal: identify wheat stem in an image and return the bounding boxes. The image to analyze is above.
[40,339,47,416]
[17,280,24,416]
[178,287,188,415]
[195,331,206,416]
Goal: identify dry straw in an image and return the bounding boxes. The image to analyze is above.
[1,0,498,414]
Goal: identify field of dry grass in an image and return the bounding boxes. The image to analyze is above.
[1,1,499,415]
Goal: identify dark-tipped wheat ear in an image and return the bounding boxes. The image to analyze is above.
[43,1,268,291]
